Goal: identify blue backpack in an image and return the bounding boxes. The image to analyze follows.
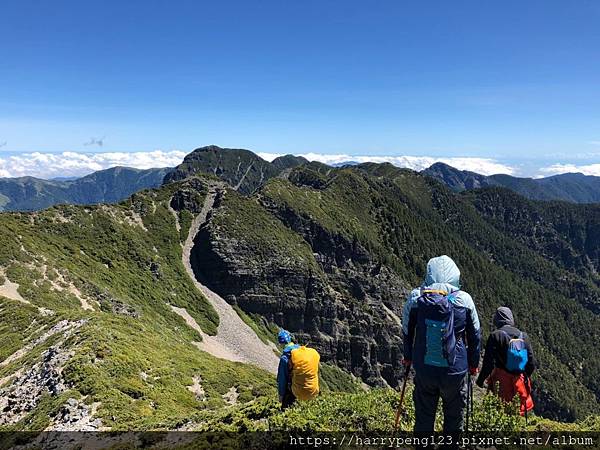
[502,330,528,373]
[417,289,459,367]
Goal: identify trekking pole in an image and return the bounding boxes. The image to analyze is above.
[393,365,411,431]
[524,373,530,427]
[465,374,472,432]
[470,375,474,427]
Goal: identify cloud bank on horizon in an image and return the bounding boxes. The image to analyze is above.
[259,152,516,176]
[0,150,599,179]
[539,163,600,177]
[0,151,187,179]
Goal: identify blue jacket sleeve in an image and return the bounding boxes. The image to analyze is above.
[464,294,481,368]
[277,353,290,397]
[402,288,420,361]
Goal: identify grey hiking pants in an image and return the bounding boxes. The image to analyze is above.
[413,371,468,433]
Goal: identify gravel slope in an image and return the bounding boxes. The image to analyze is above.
[181,182,278,374]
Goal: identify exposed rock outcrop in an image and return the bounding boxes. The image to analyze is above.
[0,320,87,427]
[1,346,72,425]
[189,188,406,387]
[46,398,103,431]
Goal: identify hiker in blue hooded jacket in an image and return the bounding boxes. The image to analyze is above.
[402,255,481,433]
[277,329,299,409]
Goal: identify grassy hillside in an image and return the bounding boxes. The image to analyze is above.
[191,387,600,434]
[0,178,280,431]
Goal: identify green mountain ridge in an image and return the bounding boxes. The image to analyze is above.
[1,147,599,433]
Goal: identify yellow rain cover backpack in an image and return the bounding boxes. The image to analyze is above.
[290,346,320,401]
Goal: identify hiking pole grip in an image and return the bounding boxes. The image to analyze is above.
[394,365,411,431]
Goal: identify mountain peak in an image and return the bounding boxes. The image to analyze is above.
[422,162,491,191]
[164,145,308,194]
[191,144,234,153]
[271,154,309,170]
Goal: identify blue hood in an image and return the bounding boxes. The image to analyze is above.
[402,254,481,375]
[424,255,460,291]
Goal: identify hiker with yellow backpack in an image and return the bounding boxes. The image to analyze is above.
[277,329,320,409]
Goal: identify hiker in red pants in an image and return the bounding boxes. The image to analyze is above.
[476,307,535,416]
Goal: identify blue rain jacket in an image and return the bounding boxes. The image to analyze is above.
[277,342,299,397]
[402,255,481,376]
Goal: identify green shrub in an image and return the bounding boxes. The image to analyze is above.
[319,363,363,393]
[470,394,523,432]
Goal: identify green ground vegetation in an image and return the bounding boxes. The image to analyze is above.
[193,387,600,433]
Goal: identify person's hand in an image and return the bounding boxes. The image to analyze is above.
[401,359,412,367]
[469,367,479,375]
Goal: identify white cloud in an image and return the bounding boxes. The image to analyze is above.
[258,152,515,175]
[0,149,520,179]
[0,151,186,179]
[538,163,600,177]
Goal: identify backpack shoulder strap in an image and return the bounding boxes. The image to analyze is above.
[501,329,525,342]
[447,290,461,304]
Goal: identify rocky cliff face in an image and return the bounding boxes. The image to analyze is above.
[188,186,407,387]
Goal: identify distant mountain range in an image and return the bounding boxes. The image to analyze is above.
[167,148,600,203]
[422,162,600,203]
[0,166,172,211]
[1,148,599,212]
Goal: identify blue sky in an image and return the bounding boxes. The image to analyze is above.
[1,0,600,177]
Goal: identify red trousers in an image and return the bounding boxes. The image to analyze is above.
[487,368,534,416]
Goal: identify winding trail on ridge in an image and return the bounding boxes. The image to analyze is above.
[180,182,278,374]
